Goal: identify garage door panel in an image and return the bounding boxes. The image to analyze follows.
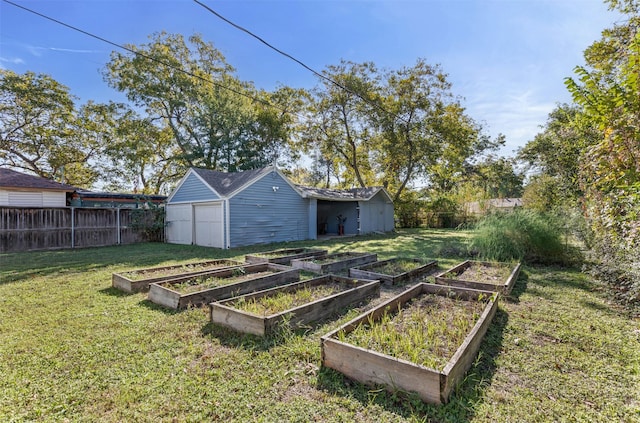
[166,204,192,245]
[194,204,223,248]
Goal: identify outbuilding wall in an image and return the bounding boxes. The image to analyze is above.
[228,170,309,247]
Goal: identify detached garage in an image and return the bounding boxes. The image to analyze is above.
[165,166,395,249]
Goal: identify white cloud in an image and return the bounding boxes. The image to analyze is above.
[0,56,25,65]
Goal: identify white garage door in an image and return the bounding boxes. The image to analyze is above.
[194,203,224,248]
[165,204,193,245]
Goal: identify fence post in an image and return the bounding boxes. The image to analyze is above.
[71,207,75,249]
[117,208,121,245]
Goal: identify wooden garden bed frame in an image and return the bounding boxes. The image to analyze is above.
[245,248,327,265]
[147,263,299,310]
[209,275,381,336]
[321,283,498,404]
[290,252,377,274]
[112,259,242,293]
[349,258,438,285]
[434,260,522,295]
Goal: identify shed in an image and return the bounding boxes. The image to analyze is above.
[296,185,395,237]
[165,167,395,249]
[0,168,76,207]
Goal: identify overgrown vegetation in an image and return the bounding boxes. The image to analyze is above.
[1,230,638,422]
[470,209,578,265]
[338,293,489,370]
[231,284,342,316]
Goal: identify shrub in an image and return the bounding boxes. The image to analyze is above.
[470,209,578,265]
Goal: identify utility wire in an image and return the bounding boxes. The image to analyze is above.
[193,0,408,124]
[2,0,297,118]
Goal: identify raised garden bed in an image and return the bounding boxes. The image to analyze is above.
[321,283,498,404]
[147,263,299,310]
[209,275,381,336]
[434,260,522,295]
[290,252,377,274]
[349,258,438,285]
[245,248,327,265]
[112,259,242,293]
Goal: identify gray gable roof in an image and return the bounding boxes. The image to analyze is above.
[296,185,386,201]
[192,167,269,197]
[0,168,77,191]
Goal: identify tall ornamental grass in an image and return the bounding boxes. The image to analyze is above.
[470,209,577,265]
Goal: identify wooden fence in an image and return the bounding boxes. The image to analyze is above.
[0,207,163,253]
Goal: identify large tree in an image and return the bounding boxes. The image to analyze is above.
[104,32,299,174]
[302,59,497,201]
[0,70,103,186]
[562,0,640,303]
[301,61,379,188]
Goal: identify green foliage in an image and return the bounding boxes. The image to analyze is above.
[129,202,165,242]
[394,189,426,228]
[562,2,640,305]
[0,70,102,187]
[470,209,577,265]
[105,32,301,175]
[424,195,462,228]
[301,59,500,201]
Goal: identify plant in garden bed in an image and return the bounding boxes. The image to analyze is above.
[125,263,226,281]
[170,268,274,294]
[443,262,513,285]
[230,284,343,316]
[338,293,489,369]
[369,258,425,276]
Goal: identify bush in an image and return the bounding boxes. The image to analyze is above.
[470,209,579,265]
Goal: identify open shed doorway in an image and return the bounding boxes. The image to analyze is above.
[317,200,359,237]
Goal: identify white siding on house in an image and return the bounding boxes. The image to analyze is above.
[8,191,43,207]
[42,191,67,207]
[0,190,9,206]
[0,190,67,207]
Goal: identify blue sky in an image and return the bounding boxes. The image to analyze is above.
[0,0,619,156]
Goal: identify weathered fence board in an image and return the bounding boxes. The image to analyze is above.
[0,206,161,252]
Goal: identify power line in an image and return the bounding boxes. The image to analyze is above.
[192,0,408,124]
[1,0,297,118]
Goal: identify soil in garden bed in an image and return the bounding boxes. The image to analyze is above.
[339,294,489,369]
[229,281,350,316]
[169,270,275,294]
[446,263,513,285]
[123,263,232,281]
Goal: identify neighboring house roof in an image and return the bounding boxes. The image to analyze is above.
[296,185,392,202]
[192,167,270,197]
[0,168,77,192]
[73,190,166,202]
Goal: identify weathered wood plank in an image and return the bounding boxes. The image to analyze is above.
[210,275,380,336]
[349,258,438,285]
[291,252,377,274]
[112,259,242,293]
[245,248,327,265]
[147,263,300,310]
[434,260,522,294]
[320,283,498,405]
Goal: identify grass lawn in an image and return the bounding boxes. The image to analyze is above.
[1,229,638,422]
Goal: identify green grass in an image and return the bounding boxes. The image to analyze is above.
[1,228,638,422]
